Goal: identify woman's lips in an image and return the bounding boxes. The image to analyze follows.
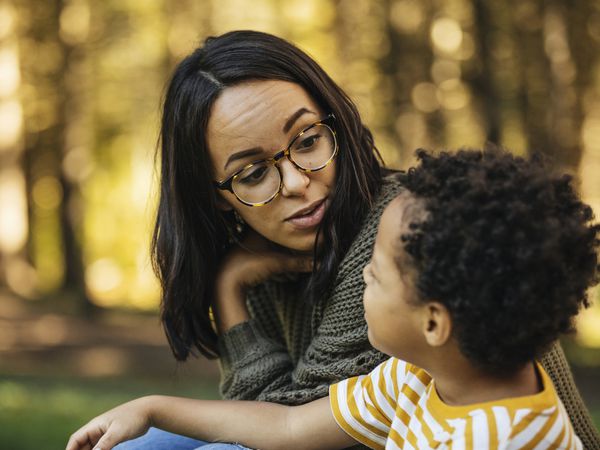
[286,199,327,229]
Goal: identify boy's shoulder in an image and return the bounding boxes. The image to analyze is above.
[427,363,581,449]
[330,359,581,449]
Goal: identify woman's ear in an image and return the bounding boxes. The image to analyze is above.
[421,301,452,347]
[215,194,233,212]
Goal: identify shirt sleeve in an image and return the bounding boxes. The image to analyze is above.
[329,358,403,450]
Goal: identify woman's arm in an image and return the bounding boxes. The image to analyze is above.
[215,231,312,400]
[66,396,355,450]
[540,341,600,449]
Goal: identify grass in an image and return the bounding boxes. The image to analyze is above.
[0,374,598,450]
[0,375,220,450]
[593,411,600,433]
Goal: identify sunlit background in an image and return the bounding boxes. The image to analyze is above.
[0,0,599,448]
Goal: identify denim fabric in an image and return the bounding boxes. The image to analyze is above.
[113,427,251,450]
[200,444,252,449]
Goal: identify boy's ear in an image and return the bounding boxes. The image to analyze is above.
[421,301,452,347]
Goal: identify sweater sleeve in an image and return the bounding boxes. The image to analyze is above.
[218,177,404,406]
[217,279,296,401]
[217,319,295,401]
[540,341,600,450]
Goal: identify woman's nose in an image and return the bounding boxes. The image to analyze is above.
[279,158,309,197]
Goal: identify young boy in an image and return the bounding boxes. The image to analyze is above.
[67,149,598,450]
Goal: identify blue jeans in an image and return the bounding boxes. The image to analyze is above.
[114,427,252,449]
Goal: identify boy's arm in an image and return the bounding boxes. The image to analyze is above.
[66,396,356,450]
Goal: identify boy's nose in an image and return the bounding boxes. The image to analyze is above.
[279,158,309,197]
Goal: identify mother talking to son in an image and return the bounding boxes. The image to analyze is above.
[117,30,599,449]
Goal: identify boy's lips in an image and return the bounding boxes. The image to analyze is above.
[285,198,327,229]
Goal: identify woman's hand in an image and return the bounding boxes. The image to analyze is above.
[65,397,154,450]
[214,230,313,332]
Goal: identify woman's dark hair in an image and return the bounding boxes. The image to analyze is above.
[152,30,383,360]
[397,148,600,374]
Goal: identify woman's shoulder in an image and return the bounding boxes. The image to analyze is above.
[371,170,406,218]
[350,171,407,244]
[332,171,405,282]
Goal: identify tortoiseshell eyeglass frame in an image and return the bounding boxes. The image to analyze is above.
[214,114,338,207]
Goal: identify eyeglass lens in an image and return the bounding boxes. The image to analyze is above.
[232,124,336,205]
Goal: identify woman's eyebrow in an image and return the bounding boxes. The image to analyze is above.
[224,147,264,171]
[283,107,316,133]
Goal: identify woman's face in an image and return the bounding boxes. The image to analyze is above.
[207,80,336,252]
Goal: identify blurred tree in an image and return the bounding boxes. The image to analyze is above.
[510,0,584,169]
[471,0,504,143]
[0,0,30,296]
[563,0,598,170]
[381,0,438,162]
[19,0,92,313]
[56,0,94,314]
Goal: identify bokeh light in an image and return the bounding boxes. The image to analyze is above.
[0,0,599,343]
[431,17,463,54]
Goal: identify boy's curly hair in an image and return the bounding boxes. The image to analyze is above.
[398,148,600,375]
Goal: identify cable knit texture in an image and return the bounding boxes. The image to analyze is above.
[217,175,600,449]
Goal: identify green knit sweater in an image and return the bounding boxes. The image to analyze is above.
[218,176,600,449]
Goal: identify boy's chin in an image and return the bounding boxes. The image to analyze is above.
[366,329,389,356]
[367,329,413,362]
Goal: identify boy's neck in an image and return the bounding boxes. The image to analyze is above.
[430,354,542,406]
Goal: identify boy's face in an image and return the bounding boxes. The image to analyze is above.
[362,195,427,360]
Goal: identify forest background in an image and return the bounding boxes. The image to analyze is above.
[0,0,599,449]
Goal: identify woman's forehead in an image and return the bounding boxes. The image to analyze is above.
[209,80,319,136]
[207,80,321,171]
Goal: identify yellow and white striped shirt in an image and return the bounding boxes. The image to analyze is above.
[329,357,581,449]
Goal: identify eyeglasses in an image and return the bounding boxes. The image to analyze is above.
[214,114,338,207]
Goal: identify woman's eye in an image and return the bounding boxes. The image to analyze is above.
[239,165,268,184]
[297,134,320,150]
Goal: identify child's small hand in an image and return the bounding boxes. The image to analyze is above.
[65,397,153,450]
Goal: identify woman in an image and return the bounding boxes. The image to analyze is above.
[117,31,599,449]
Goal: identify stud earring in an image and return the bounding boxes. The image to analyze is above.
[225,210,246,246]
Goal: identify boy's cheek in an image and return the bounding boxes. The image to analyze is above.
[362,287,373,305]
[362,291,376,317]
